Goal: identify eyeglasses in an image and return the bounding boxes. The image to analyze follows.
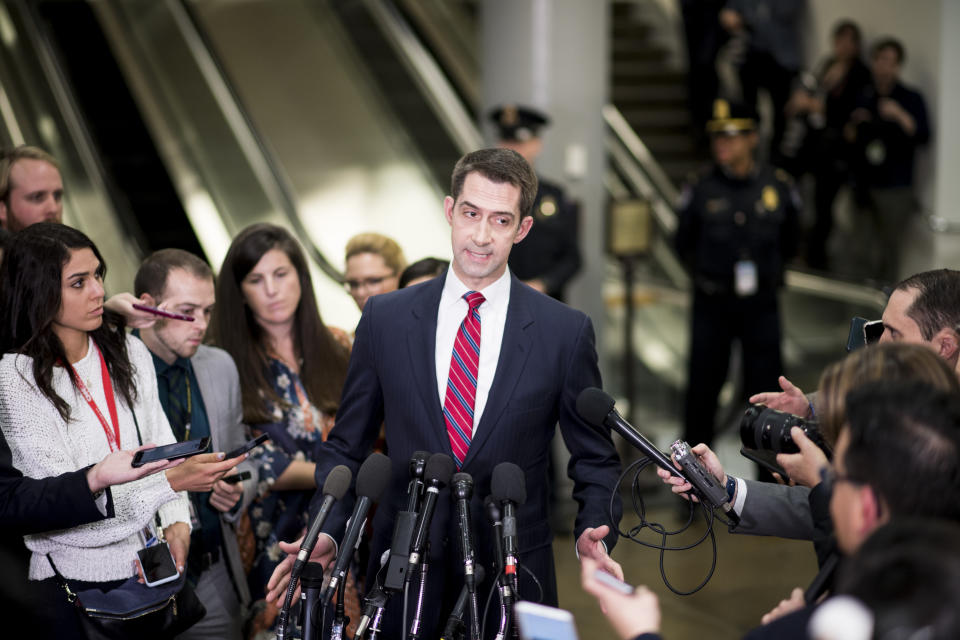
[344,274,394,292]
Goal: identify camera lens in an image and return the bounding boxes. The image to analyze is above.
[740,405,826,455]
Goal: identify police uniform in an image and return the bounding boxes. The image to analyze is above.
[675,101,800,447]
[490,104,582,300]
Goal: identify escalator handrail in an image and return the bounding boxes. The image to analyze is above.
[165,0,344,284]
[362,0,482,155]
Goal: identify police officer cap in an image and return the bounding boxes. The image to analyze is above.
[489,104,549,142]
[705,99,758,135]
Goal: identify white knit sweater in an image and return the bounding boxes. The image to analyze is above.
[0,334,191,582]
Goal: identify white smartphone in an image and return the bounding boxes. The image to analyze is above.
[514,602,579,640]
[593,569,636,595]
[136,542,180,587]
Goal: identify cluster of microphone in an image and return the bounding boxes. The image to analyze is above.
[277,450,530,640]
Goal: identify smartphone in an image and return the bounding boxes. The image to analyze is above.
[846,317,883,352]
[515,602,579,640]
[132,303,195,322]
[131,437,211,467]
[592,569,635,595]
[136,542,180,587]
[223,470,252,484]
[740,447,789,480]
[224,433,269,459]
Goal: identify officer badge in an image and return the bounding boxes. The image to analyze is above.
[538,196,557,218]
[500,104,518,127]
[761,185,779,211]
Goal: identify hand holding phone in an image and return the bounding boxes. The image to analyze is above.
[224,433,269,459]
[131,437,210,467]
[136,542,180,587]
[222,470,252,484]
[515,602,579,640]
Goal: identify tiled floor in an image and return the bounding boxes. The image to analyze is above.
[553,502,819,640]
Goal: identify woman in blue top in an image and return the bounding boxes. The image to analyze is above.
[212,223,350,632]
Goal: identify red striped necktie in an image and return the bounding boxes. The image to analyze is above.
[444,290,485,468]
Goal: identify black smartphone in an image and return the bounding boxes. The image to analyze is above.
[224,433,269,459]
[846,317,884,352]
[740,447,789,480]
[222,470,252,484]
[131,437,211,467]
[136,542,179,587]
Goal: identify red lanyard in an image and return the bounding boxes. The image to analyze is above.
[71,343,121,452]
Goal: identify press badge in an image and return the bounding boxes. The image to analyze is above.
[734,260,758,297]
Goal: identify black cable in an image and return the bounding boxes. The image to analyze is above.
[480,567,500,640]
[402,580,410,640]
[609,456,726,595]
[518,563,544,603]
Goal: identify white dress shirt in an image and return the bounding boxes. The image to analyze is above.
[435,267,511,436]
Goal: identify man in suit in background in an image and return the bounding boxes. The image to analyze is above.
[132,249,257,640]
[267,148,622,637]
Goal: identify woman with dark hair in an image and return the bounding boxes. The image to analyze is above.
[0,223,191,635]
[211,223,350,629]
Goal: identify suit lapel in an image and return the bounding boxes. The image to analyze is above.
[190,349,221,450]
[407,277,446,440]
[463,277,533,467]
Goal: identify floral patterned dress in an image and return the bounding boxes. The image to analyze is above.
[245,357,334,600]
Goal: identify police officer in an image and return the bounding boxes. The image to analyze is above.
[676,99,800,447]
[490,104,581,300]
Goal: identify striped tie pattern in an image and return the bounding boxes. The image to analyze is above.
[444,291,485,468]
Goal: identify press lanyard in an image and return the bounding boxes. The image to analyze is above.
[71,343,121,452]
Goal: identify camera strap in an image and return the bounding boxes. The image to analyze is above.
[70,343,121,452]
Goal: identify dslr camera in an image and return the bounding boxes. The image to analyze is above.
[740,405,831,458]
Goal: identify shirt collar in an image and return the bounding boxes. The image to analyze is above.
[133,330,193,376]
[440,266,512,312]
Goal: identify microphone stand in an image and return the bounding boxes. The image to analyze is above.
[331,576,350,640]
[408,542,430,639]
[300,562,326,640]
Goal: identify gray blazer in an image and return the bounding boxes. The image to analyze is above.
[192,344,256,607]
[734,479,814,540]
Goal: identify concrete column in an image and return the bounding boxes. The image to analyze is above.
[480,0,610,366]
[932,0,960,267]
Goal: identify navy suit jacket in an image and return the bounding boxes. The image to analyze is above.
[312,272,622,633]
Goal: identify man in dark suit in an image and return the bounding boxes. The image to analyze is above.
[267,148,622,637]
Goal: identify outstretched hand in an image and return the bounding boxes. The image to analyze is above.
[265,534,336,607]
[748,376,810,417]
[580,556,660,640]
[576,525,623,581]
[776,427,829,488]
[86,444,185,493]
[656,443,726,502]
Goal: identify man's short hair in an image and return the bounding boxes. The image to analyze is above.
[893,269,960,340]
[0,145,60,204]
[872,36,905,64]
[450,148,539,219]
[832,19,862,46]
[835,519,960,640]
[134,249,214,300]
[842,381,960,522]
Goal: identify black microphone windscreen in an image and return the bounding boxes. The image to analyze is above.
[576,387,616,427]
[425,452,455,485]
[491,462,526,505]
[356,452,392,500]
[323,465,352,500]
[452,472,473,499]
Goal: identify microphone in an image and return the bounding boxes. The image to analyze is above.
[440,565,486,640]
[384,451,431,591]
[576,387,683,479]
[276,465,351,640]
[322,452,392,605]
[406,453,455,582]
[484,496,505,574]
[491,462,526,587]
[452,472,480,640]
[352,550,393,640]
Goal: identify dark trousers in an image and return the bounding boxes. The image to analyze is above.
[683,289,783,447]
[807,165,848,270]
[739,52,795,163]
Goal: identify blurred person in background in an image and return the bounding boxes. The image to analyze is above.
[491,104,582,300]
[675,99,799,449]
[399,256,449,289]
[343,232,405,312]
[846,37,930,284]
[211,223,352,635]
[0,145,64,232]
